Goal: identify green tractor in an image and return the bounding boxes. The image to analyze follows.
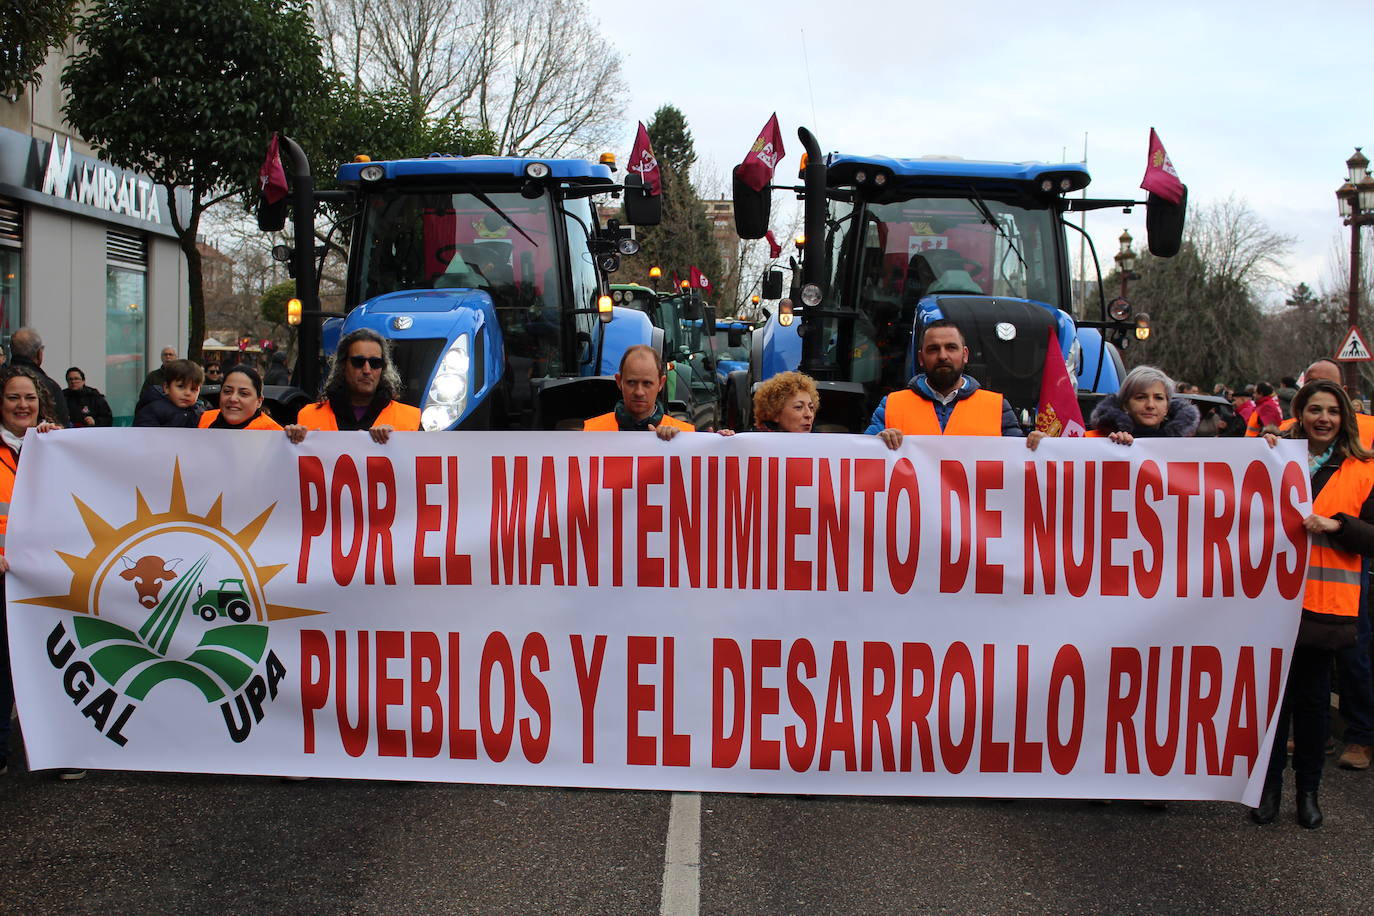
[194,578,252,623]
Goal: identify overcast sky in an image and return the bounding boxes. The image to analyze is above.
[587,0,1367,304]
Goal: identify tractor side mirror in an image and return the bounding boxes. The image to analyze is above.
[732,163,771,239]
[1146,187,1187,258]
[761,269,784,300]
[622,174,662,227]
[703,304,718,337]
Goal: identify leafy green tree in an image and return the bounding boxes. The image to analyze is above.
[621,105,721,295]
[62,0,333,362]
[1,0,78,97]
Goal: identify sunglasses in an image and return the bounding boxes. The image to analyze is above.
[348,356,385,370]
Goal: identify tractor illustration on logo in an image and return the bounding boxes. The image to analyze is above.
[194,578,252,623]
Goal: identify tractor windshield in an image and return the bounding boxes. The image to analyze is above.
[354,189,585,377]
[815,194,1062,393]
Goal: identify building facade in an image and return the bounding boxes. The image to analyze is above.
[0,50,189,424]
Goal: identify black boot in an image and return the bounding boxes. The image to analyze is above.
[1250,779,1282,824]
[1296,790,1323,829]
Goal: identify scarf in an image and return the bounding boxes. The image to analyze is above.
[613,400,665,431]
[1309,442,1337,475]
[209,409,264,431]
[326,388,391,431]
[1,427,25,455]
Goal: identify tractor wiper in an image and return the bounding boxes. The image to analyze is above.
[459,180,537,247]
[967,187,1027,273]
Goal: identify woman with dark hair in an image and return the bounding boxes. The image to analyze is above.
[0,365,61,777]
[1086,365,1199,443]
[197,365,282,431]
[62,367,113,428]
[1253,379,1374,828]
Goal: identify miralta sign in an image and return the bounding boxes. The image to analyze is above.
[40,133,162,225]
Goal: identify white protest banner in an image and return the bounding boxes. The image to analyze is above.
[7,430,1309,804]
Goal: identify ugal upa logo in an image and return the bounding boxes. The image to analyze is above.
[24,463,320,745]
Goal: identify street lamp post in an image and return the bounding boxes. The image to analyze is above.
[1336,148,1374,394]
[1114,229,1137,299]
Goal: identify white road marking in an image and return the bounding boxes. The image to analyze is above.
[659,791,702,916]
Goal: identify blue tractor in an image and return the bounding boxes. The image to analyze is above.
[258,141,662,429]
[729,128,1186,431]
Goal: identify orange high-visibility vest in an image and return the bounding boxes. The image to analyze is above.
[0,446,14,556]
[198,409,284,431]
[883,388,1004,436]
[583,412,695,432]
[296,400,421,432]
[1305,456,1374,617]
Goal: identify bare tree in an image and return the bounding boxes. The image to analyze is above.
[1122,196,1294,389]
[313,0,626,157]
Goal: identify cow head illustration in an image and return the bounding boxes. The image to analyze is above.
[119,555,182,608]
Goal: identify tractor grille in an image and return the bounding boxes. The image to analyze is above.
[929,298,1056,412]
[388,338,447,407]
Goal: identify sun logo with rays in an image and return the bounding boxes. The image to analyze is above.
[22,462,320,705]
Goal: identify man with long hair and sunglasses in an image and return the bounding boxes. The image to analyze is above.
[285,329,420,444]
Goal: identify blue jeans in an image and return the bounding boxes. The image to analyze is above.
[1267,645,1336,792]
[1337,564,1374,745]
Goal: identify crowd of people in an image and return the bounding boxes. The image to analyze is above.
[0,320,1372,830]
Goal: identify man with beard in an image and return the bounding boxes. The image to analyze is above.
[865,319,1024,448]
[284,329,419,444]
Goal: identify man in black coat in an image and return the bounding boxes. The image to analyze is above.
[10,327,71,427]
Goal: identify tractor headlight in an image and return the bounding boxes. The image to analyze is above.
[800,283,822,307]
[422,334,472,430]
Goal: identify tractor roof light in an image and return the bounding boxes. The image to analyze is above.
[680,279,691,290]
[353,154,371,163]
[286,298,302,326]
[800,283,822,307]
[649,266,662,279]
[618,237,640,255]
[798,152,809,178]
[1108,296,1132,322]
[794,233,806,249]
[598,294,614,322]
[599,153,616,170]
[525,162,552,179]
[358,164,386,182]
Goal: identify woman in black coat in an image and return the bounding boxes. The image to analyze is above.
[1087,365,1199,443]
[62,367,113,428]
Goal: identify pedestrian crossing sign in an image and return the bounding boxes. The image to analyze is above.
[1337,326,1373,362]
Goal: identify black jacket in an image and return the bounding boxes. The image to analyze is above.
[63,386,114,427]
[1089,393,1200,438]
[133,385,202,428]
[11,356,71,427]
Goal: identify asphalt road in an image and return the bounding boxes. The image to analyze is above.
[4,737,1374,915]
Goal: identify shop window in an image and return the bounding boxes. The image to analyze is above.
[106,230,146,426]
[0,200,21,355]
